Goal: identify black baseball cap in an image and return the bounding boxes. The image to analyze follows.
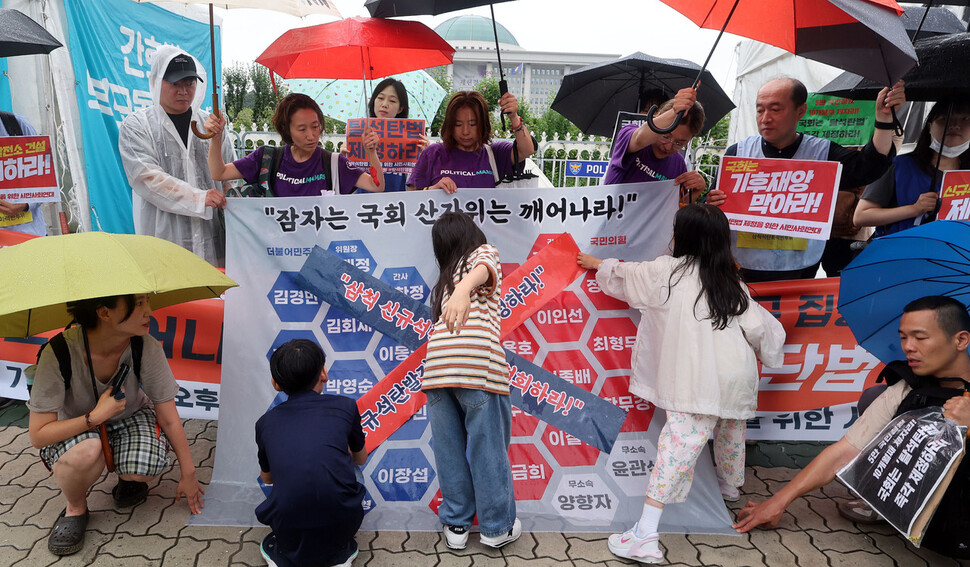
[163,53,204,84]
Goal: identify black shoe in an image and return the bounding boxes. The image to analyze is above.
[48,508,88,556]
[261,532,284,567]
[112,479,148,508]
[0,397,18,409]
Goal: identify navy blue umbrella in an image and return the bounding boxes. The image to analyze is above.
[839,221,970,364]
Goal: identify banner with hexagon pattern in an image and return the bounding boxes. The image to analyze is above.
[194,182,736,535]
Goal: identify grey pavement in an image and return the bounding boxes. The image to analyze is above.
[0,401,965,567]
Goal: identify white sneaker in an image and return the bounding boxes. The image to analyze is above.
[607,524,663,564]
[480,518,521,548]
[444,525,469,550]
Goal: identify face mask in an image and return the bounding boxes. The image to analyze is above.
[930,134,970,159]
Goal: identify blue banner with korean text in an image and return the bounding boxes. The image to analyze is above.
[63,0,219,233]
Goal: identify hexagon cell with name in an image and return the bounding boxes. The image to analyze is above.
[267,272,323,323]
[328,239,377,274]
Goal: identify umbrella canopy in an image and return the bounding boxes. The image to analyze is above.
[659,0,916,86]
[257,16,455,80]
[839,221,970,365]
[284,69,448,124]
[550,52,735,137]
[0,232,238,338]
[132,0,341,18]
[364,0,514,17]
[819,32,970,101]
[0,9,62,57]
[900,5,967,39]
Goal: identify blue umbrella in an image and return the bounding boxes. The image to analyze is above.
[839,221,970,364]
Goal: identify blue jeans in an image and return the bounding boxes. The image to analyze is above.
[425,387,516,537]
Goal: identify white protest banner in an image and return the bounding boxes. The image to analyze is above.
[0,136,58,203]
[194,183,736,535]
[718,156,842,240]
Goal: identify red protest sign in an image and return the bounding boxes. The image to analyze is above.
[938,170,970,221]
[0,136,58,203]
[718,156,842,240]
[345,118,425,173]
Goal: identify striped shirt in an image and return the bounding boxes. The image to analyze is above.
[421,244,508,395]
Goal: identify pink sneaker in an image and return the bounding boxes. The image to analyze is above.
[607,524,663,564]
[718,477,740,502]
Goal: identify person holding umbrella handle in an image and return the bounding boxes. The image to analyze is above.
[603,87,727,207]
[27,294,205,557]
[407,91,535,193]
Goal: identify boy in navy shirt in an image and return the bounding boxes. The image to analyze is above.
[257,339,367,567]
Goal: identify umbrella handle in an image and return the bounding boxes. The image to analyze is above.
[645,106,682,134]
[192,98,221,140]
[891,108,903,138]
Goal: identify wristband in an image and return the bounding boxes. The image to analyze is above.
[85,411,94,429]
[874,120,894,130]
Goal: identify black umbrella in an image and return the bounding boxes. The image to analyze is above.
[901,5,966,39]
[550,52,735,138]
[819,32,970,102]
[0,9,62,58]
[365,0,517,127]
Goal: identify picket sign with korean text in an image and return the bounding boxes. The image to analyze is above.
[718,156,843,240]
[345,118,425,173]
[0,136,58,203]
[938,170,970,221]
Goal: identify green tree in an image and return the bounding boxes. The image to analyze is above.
[428,66,453,136]
[222,62,248,120]
[249,64,277,126]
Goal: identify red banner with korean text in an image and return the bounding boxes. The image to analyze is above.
[748,277,884,441]
[938,170,970,221]
[718,156,842,240]
[0,136,59,203]
[345,118,425,173]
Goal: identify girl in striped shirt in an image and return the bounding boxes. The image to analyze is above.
[422,211,521,551]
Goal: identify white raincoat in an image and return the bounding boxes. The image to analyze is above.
[596,256,786,420]
[118,46,235,267]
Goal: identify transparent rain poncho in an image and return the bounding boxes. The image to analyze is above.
[118,45,235,267]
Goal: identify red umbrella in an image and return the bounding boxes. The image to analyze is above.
[256,16,455,81]
[648,0,917,133]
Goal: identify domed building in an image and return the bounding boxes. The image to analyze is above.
[434,15,617,115]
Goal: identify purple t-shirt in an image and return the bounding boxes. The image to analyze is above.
[233,145,364,197]
[603,123,687,185]
[407,141,514,189]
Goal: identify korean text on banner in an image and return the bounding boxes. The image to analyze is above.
[63,0,219,233]
[0,136,58,203]
[939,170,970,221]
[718,156,843,241]
[798,94,876,147]
[345,118,425,173]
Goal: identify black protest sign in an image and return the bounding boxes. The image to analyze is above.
[837,408,967,546]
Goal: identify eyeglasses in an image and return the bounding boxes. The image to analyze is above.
[659,134,690,150]
[933,115,970,129]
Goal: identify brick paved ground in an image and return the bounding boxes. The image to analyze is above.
[1,403,965,566]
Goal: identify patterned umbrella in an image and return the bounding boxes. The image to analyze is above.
[284,70,447,124]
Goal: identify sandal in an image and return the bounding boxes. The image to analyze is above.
[837,498,885,524]
[113,479,148,508]
[48,508,88,556]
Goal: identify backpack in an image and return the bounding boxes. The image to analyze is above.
[25,331,143,394]
[231,145,340,197]
[0,111,24,137]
